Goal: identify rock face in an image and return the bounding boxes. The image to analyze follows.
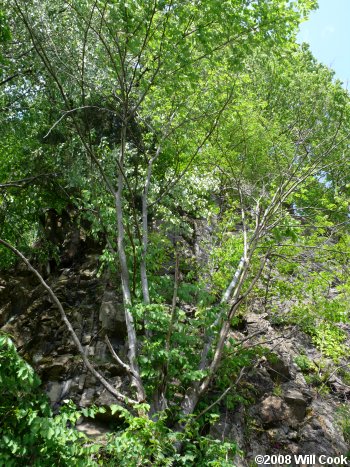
[0,237,349,461]
[210,313,349,465]
[0,239,130,413]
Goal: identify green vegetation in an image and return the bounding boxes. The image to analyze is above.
[0,0,349,464]
[1,334,240,465]
[294,354,316,374]
[0,334,98,465]
[336,404,350,445]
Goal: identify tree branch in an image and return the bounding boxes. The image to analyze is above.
[0,173,60,189]
[0,238,138,406]
[194,367,246,421]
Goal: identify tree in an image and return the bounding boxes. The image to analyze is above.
[178,45,350,416]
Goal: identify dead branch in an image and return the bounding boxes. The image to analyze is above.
[0,237,138,406]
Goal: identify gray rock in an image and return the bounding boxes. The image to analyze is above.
[259,396,290,426]
[76,419,110,441]
[82,334,92,344]
[99,290,126,337]
[0,302,12,326]
[80,388,96,407]
[266,354,293,382]
[40,354,73,380]
[78,374,86,390]
[46,381,64,404]
[245,368,274,396]
[283,388,309,421]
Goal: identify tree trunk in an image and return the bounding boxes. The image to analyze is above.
[115,123,146,403]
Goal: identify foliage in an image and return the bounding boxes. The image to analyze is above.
[311,323,347,362]
[0,334,239,465]
[104,404,238,466]
[272,265,350,363]
[335,404,350,444]
[0,334,99,465]
[294,354,316,373]
[0,11,10,41]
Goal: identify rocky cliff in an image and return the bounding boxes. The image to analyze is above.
[1,224,349,465]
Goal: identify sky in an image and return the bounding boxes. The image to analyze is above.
[298,0,350,88]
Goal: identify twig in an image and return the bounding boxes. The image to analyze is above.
[0,173,59,189]
[105,334,138,379]
[43,105,116,139]
[194,367,246,421]
[319,362,350,393]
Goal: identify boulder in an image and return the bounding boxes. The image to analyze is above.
[259,396,290,427]
[283,386,311,422]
